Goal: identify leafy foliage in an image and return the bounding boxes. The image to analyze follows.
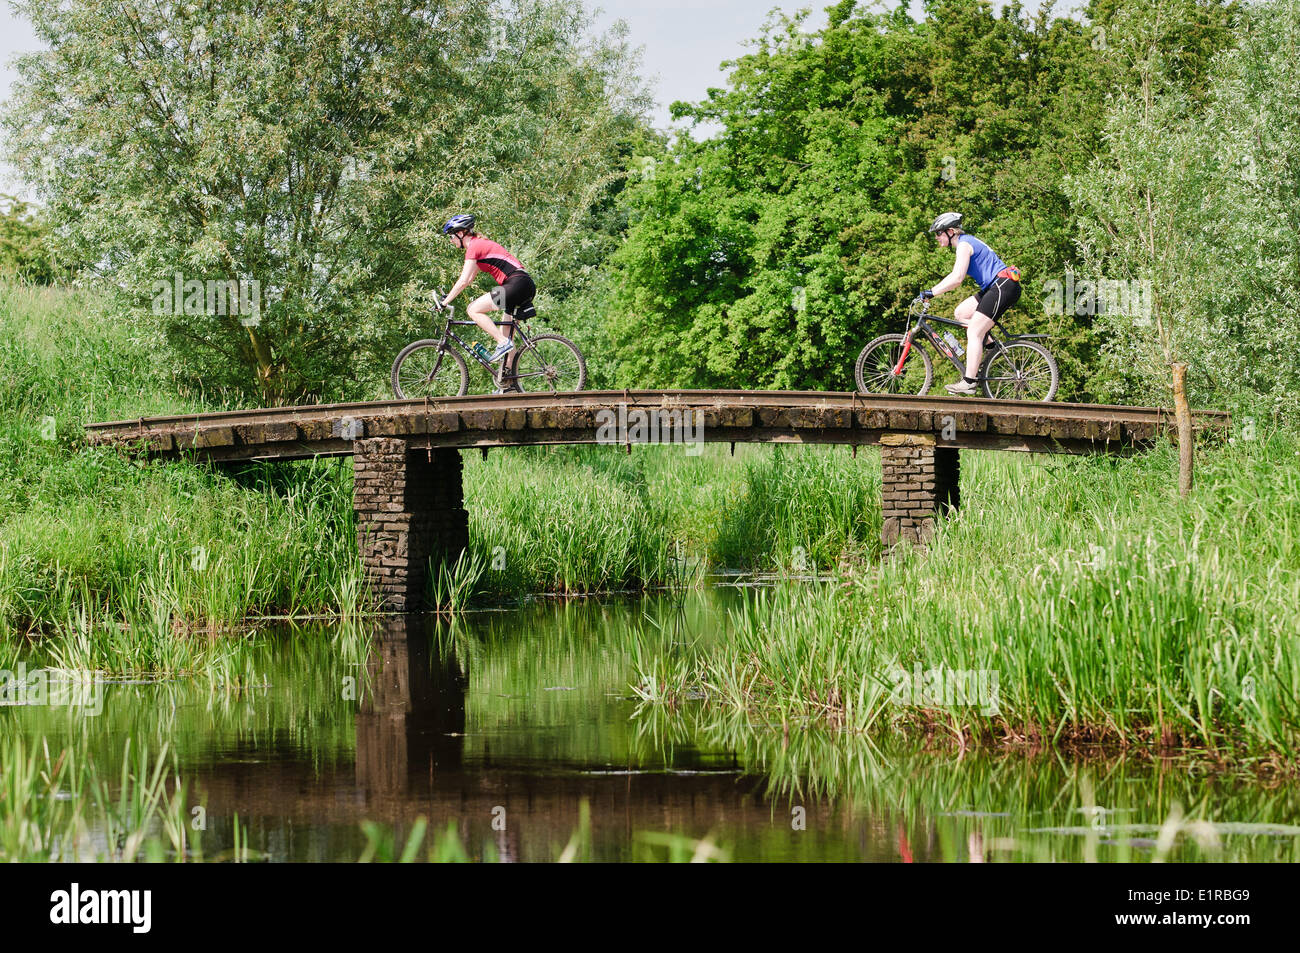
[602,0,1248,403]
[1071,0,1300,414]
[4,0,647,404]
[604,0,1119,394]
[0,195,62,284]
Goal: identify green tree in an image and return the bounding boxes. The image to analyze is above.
[604,0,1124,395]
[0,195,61,284]
[1073,0,1299,418]
[1068,0,1245,491]
[4,0,647,404]
[1188,0,1300,418]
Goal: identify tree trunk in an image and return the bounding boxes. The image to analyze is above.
[1171,362,1193,496]
[247,327,276,404]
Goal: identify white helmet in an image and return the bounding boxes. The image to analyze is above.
[928,212,963,233]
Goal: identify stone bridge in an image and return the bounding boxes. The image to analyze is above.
[86,390,1228,610]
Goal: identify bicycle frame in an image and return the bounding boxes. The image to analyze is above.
[891,300,1050,380]
[427,302,542,387]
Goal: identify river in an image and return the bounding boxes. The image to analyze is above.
[6,586,1299,862]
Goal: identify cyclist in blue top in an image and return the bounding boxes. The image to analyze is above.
[921,212,1022,395]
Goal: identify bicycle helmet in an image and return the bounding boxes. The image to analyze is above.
[442,214,476,235]
[928,212,963,233]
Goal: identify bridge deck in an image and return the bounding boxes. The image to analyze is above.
[85,390,1229,463]
[84,391,1231,607]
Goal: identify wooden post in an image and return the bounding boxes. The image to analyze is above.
[1171,362,1193,497]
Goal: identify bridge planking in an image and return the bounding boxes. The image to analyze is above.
[85,389,1230,464]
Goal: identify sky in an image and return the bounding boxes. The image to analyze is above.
[0,0,1065,197]
[588,0,833,132]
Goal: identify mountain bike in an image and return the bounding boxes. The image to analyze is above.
[391,292,587,398]
[854,297,1059,401]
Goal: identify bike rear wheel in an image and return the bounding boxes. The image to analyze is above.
[511,334,587,394]
[980,340,1059,401]
[391,340,469,398]
[855,333,934,395]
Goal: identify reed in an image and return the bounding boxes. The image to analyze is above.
[643,429,1300,759]
[0,736,196,862]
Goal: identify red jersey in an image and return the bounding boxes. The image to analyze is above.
[465,236,525,285]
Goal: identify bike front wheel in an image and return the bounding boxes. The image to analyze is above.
[855,333,934,395]
[391,340,469,398]
[981,340,1059,402]
[511,334,587,394]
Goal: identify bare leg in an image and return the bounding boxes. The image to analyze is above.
[953,296,992,379]
[467,292,509,345]
[965,314,994,380]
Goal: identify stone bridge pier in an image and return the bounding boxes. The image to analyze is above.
[353,438,468,611]
[878,433,960,548]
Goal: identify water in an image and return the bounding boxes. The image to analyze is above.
[5,588,1298,862]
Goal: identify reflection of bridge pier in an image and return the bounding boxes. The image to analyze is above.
[355,616,466,798]
[180,612,862,859]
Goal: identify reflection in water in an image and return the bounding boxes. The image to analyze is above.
[356,617,466,798]
[3,589,1298,861]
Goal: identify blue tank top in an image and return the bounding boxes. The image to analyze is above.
[958,235,1008,292]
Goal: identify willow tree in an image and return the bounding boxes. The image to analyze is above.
[1190,0,1300,418]
[4,0,646,403]
[1068,0,1219,494]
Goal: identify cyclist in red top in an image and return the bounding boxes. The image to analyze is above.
[439,214,537,363]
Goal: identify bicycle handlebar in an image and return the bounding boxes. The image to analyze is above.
[431,290,454,314]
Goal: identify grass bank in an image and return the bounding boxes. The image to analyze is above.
[641,431,1300,762]
[0,280,882,662]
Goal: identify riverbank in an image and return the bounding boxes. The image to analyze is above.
[643,432,1300,763]
[5,281,1298,764]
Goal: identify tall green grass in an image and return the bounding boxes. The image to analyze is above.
[643,430,1300,759]
[460,441,883,599]
[0,736,197,862]
[0,283,363,646]
[1,280,880,658]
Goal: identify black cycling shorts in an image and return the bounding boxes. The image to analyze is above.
[490,272,536,314]
[974,275,1021,321]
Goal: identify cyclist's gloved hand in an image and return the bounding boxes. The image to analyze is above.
[438,296,453,310]
[920,289,935,300]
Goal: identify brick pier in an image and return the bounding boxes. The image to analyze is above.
[879,433,960,547]
[352,438,469,610]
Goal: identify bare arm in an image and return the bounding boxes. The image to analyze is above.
[930,240,972,297]
[442,258,479,305]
